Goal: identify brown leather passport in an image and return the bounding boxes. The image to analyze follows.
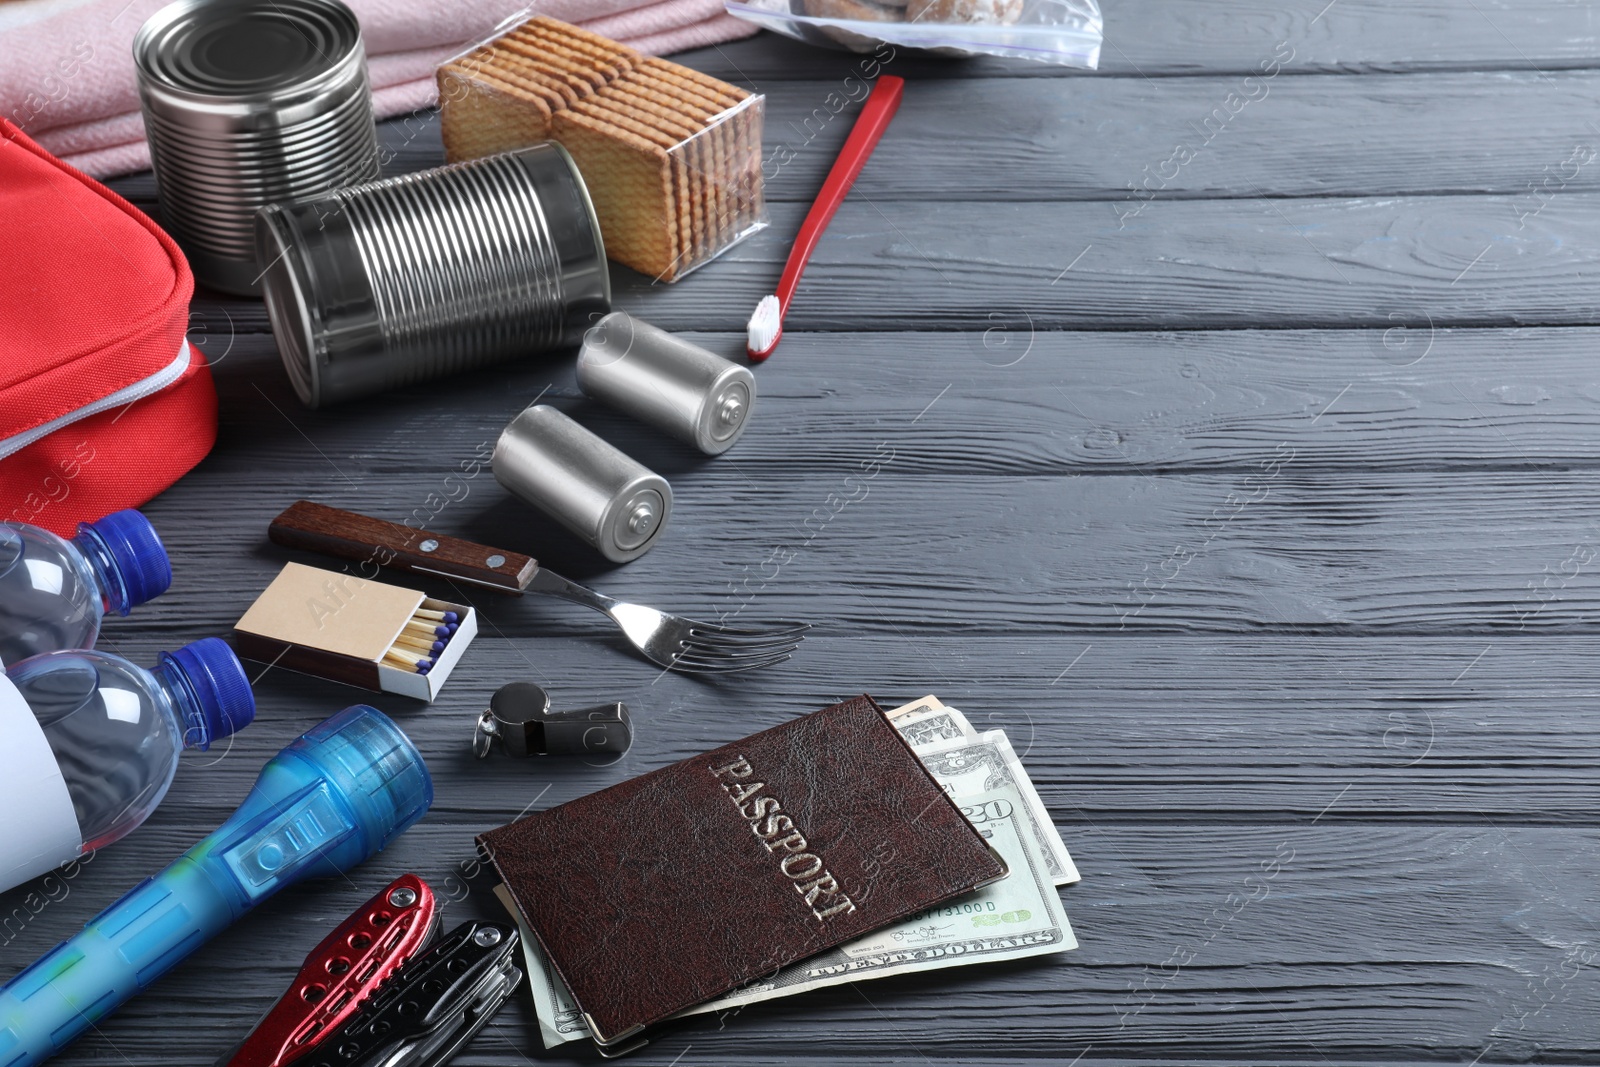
[477,694,1007,1047]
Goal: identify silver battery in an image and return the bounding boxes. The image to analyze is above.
[135,0,380,295]
[492,405,671,563]
[576,311,756,455]
[255,143,610,408]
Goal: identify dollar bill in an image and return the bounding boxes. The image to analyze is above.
[680,785,1075,1018]
[914,729,1080,886]
[495,884,588,1049]
[887,694,947,720]
[507,785,1075,1046]
[893,704,977,746]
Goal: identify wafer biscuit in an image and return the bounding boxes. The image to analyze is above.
[601,84,715,258]
[617,70,738,253]
[435,15,766,280]
[600,75,727,253]
[438,70,551,161]
[515,16,640,54]
[551,107,677,275]
[632,62,762,246]
[574,95,698,268]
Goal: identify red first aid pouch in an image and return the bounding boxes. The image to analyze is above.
[0,118,216,538]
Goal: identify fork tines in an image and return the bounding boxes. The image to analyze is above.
[672,621,810,674]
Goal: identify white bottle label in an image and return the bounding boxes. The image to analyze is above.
[0,672,83,893]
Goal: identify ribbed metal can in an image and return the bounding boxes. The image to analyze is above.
[255,143,611,408]
[134,0,380,295]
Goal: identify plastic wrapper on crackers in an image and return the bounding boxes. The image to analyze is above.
[725,0,1102,66]
[437,14,767,283]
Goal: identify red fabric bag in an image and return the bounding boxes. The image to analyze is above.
[0,118,215,538]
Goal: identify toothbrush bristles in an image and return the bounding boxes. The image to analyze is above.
[746,294,781,361]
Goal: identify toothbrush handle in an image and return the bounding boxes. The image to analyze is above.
[776,75,904,312]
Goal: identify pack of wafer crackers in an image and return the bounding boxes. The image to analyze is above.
[437,16,767,282]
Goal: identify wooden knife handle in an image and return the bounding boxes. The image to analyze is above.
[268,500,534,595]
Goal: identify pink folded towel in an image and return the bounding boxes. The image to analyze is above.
[0,0,758,178]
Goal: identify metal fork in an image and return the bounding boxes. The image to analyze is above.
[266,502,806,674]
[526,567,808,674]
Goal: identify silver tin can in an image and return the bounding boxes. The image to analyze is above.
[493,405,671,564]
[256,143,610,408]
[577,311,756,455]
[134,0,380,295]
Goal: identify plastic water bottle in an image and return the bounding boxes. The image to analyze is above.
[0,509,173,665]
[0,636,255,894]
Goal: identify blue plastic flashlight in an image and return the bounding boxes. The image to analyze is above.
[0,706,433,1067]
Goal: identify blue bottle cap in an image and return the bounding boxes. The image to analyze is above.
[80,510,173,611]
[160,637,256,750]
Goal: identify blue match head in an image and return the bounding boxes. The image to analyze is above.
[442,611,458,624]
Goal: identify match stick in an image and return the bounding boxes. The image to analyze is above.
[403,620,452,639]
[383,648,432,671]
[413,608,459,623]
[384,607,461,673]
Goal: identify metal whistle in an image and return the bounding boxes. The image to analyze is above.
[474,683,632,758]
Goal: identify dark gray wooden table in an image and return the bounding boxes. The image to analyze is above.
[9,4,1600,1063]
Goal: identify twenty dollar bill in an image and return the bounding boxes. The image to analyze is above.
[506,784,1076,1047]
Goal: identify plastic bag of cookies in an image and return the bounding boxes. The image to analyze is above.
[725,0,1101,65]
[438,15,767,283]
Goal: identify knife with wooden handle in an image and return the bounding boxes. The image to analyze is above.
[269,500,536,595]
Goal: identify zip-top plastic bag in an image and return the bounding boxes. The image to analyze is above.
[726,0,1101,66]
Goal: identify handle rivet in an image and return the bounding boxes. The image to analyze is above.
[473,927,503,947]
[388,886,418,908]
[486,554,505,568]
[419,539,439,553]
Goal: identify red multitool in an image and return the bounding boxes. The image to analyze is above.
[219,874,440,1067]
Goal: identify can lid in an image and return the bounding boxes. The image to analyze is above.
[136,0,362,100]
[256,205,321,406]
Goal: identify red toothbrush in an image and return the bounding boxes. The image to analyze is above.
[746,74,905,362]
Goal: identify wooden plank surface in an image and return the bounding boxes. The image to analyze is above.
[197,327,1600,475]
[27,633,1600,823]
[8,12,1600,1067]
[6,818,1594,1063]
[160,192,1600,333]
